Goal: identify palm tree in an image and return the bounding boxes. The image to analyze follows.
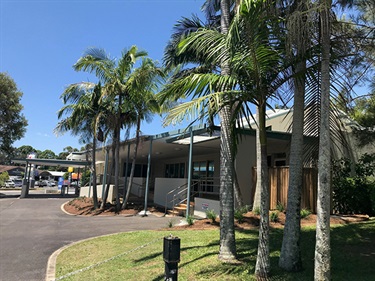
[121,58,166,209]
[74,46,147,211]
[279,0,314,271]
[162,0,238,261]
[162,0,288,273]
[55,82,105,209]
[314,0,332,279]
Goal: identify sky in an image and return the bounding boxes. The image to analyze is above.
[0,0,206,155]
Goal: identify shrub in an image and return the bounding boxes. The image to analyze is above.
[276,201,285,212]
[332,154,375,216]
[167,219,174,228]
[186,215,194,226]
[253,207,261,216]
[300,208,311,219]
[234,209,244,223]
[270,211,279,222]
[206,209,217,223]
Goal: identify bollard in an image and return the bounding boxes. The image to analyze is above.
[163,235,180,281]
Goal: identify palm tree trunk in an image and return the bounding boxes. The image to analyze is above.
[100,145,115,209]
[279,61,306,271]
[114,125,121,212]
[122,117,141,209]
[91,136,98,209]
[314,0,332,279]
[255,101,270,279]
[218,0,237,262]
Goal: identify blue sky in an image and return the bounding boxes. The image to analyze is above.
[1,0,206,155]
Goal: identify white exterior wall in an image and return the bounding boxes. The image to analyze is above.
[235,135,256,206]
[194,197,221,218]
[154,178,188,208]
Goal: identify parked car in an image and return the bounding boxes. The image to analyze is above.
[5,180,15,188]
[13,179,23,188]
[48,181,56,187]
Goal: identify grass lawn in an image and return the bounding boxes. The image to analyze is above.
[56,220,375,281]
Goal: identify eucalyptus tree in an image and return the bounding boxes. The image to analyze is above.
[74,46,147,211]
[121,58,166,210]
[55,82,105,209]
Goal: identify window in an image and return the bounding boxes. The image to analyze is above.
[165,163,185,178]
[123,164,148,178]
[193,160,215,192]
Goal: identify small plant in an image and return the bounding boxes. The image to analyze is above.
[253,207,261,216]
[270,211,279,223]
[276,201,285,212]
[206,209,217,223]
[167,219,174,228]
[186,215,195,226]
[300,208,311,219]
[234,209,244,223]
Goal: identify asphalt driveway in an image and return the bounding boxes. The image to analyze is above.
[0,197,171,281]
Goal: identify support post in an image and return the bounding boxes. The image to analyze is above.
[143,138,153,216]
[20,161,29,198]
[186,127,194,217]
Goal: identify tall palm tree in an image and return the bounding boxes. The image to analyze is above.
[162,0,288,274]
[121,58,166,209]
[314,0,332,279]
[162,0,238,261]
[55,82,105,209]
[279,0,314,271]
[74,46,147,211]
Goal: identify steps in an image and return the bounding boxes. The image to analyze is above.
[168,202,195,216]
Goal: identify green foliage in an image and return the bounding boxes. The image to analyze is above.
[0,171,10,186]
[0,73,28,158]
[332,154,375,216]
[300,209,311,219]
[167,219,174,228]
[276,201,285,212]
[270,211,279,223]
[80,169,91,186]
[253,207,261,216]
[234,210,244,224]
[206,209,217,223]
[186,215,195,226]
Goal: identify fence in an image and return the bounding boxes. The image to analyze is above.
[252,167,318,213]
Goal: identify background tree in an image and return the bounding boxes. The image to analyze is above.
[121,58,165,209]
[56,82,105,209]
[74,46,148,211]
[14,145,36,158]
[0,72,28,162]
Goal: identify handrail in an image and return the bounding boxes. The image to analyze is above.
[164,181,201,215]
[164,182,189,214]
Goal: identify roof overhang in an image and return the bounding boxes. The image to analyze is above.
[12,158,90,168]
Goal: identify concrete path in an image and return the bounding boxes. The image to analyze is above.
[0,197,171,281]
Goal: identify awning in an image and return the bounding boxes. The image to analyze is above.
[12,158,90,168]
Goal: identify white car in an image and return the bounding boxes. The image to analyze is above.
[5,180,15,188]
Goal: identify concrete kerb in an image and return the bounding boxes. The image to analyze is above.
[47,202,170,280]
[45,232,127,281]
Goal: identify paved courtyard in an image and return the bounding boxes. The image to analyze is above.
[0,196,171,281]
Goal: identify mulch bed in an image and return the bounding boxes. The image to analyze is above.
[63,197,370,230]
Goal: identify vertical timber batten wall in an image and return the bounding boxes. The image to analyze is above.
[252,167,318,213]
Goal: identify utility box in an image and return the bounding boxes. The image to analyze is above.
[163,236,180,263]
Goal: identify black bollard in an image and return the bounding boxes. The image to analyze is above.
[163,235,180,281]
